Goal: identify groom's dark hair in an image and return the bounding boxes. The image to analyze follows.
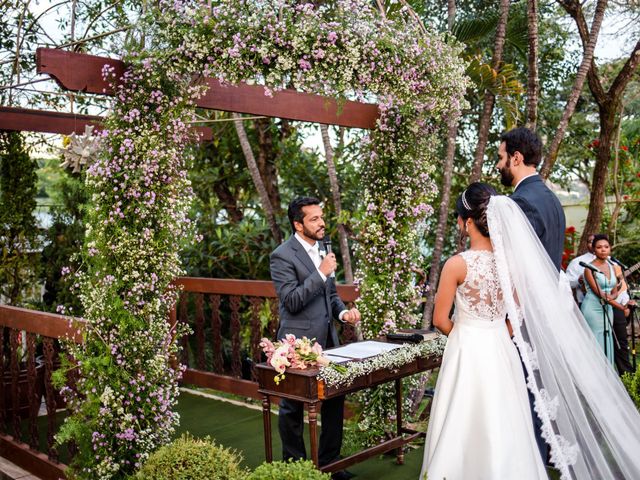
[288,196,321,232]
[456,182,497,237]
[500,127,542,167]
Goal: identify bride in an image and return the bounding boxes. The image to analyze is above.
[420,182,640,480]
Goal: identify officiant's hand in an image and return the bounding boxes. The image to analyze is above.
[342,308,361,325]
[319,252,337,277]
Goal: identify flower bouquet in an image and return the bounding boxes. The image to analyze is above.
[259,334,344,385]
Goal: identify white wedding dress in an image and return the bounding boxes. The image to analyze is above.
[422,196,640,480]
[421,249,548,480]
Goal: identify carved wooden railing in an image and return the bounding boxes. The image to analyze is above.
[0,278,358,478]
[0,304,83,479]
[174,277,359,399]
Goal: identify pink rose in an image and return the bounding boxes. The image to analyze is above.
[311,342,323,356]
[316,355,330,367]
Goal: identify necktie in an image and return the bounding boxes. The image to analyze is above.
[309,244,321,268]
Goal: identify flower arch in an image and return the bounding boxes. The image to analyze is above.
[61,1,468,477]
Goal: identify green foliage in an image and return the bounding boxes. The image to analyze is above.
[0,131,40,305]
[39,159,87,315]
[184,122,285,280]
[135,434,247,480]
[622,365,640,411]
[247,460,330,480]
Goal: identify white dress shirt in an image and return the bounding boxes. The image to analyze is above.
[294,233,348,321]
[294,233,326,281]
[565,252,595,303]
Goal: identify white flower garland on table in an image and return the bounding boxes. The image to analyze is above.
[317,335,447,389]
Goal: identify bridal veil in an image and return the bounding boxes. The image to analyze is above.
[487,195,640,480]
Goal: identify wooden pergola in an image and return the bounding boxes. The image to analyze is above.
[2,47,378,148]
[34,48,379,128]
[0,46,380,479]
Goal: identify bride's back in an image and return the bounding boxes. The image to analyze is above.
[455,250,506,323]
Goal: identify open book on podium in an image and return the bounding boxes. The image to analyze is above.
[323,341,400,363]
[323,329,438,364]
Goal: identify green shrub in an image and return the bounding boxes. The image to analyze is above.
[622,364,640,411]
[136,434,247,480]
[247,460,331,480]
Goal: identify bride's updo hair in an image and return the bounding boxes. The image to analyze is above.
[455,182,497,237]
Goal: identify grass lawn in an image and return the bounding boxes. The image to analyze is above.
[174,390,563,479]
[175,390,426,479]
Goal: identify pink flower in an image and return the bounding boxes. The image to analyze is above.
[298,342,312,355]
[316,355,330,367]
[311,343,323,356]
[298,59,312,71]
[259,338,275,356]
[270,345,291,373]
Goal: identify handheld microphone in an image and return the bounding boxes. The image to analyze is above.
[579,261,600,274]
[323,236,335,278]
[323,236,332,255]
[609,256,628,270]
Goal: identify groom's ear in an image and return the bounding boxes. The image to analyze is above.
[512,150,523,166]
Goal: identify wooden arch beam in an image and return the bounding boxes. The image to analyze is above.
[0,106,101,135]
[0,106,212,140]
[36,48,379,130]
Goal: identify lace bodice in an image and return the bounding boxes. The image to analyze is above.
[456,250,505,321]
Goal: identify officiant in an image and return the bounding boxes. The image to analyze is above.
[270,196,360,480]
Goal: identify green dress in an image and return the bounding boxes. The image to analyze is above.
[580,262,616,367]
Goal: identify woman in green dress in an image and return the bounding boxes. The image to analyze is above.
[580,234,629,367]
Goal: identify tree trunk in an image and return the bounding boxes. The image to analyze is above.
[469,0,510,182]
[555,1,640,251]
[447,0,456,31]
[232,113,283,243]
[320,124,353,283]
[525,0,539,130]
[254,118,282,213]
[608,108,624,244]
[422,116,459,327]
[540,0,608,178]
[579,103,615,253]
[212,179,244,223]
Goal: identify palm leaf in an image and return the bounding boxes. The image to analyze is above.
[452,13,500,43]
[465,56,524,97]
[496,95,522,130]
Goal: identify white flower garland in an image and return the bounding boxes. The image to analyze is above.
[317,335,447,388]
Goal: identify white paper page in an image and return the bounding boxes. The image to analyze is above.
[326,341,400,360]
[323,353,353,364]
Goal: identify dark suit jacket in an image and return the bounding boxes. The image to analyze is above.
[511,174,566,269]
[270,236,346,348]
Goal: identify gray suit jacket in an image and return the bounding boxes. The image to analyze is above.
[511,174,566,270]
[270,236,346,348]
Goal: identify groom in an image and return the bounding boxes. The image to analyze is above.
[496,127,566,464]
[270,196,360,480]
[496,127,565,269]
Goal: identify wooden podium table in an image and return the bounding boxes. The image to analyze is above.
[255,352,441,474]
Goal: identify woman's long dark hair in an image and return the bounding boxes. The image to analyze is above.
[455,182,497,237]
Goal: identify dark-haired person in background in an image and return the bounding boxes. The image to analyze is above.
[495,127,566,465]
[580,234,628,369]
[270,196,360,480]
[496,127,566,269]
[565,233,596,306]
